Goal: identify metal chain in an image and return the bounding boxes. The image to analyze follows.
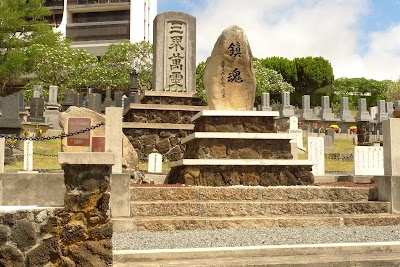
[0,122,104,141]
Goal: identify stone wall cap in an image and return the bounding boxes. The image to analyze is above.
[140,90,199,98]
[122,122,194,130]
[192,110,279,122]
[128,103,207,112]
[58,152,115,165]
[169,159,314,167]
[181,132,297,144]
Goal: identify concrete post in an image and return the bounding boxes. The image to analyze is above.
[105,107,122,174]
[374,176,400,214]
[383,118,400,175]
[0,138,5,173]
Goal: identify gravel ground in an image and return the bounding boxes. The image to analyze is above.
[113,225,400,250]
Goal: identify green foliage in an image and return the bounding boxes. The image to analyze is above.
[195,60,207,105]
[382,78,400,102]
[333,77,391,108]
[0,0,60,95]
[98,40,153,92]
[260,56,298,85]
[253,58,295,105]
[293,56,334,95]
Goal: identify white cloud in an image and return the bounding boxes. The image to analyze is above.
[189,0,400,80]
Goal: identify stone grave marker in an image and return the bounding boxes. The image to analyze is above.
[370,106,378,121]
[33,84,43,98]
[301,95,314,120]
[148,152,163,173]
[88,93,102,113]
[325,127,335,143]
[288,116,303,150]
[319,96,335,120]
[386,102,394,118]
[48,85,58,105]
[27,97,45,123]
[339,97,355,122]
[103,87,114,110]
[0,93,22,135]
[375,100,388,122]
[204,25,256,110]
[114,91,123,107]
[23,140,34,171]
[313,106,322,118]
[45,85,61,129]
[394,100,400,109]
[308,137,325,176]
[356,98,371,121]
[354,146,384,175]
[280,92,295,117]
[153,11,196,92]
[324,135,333,149]
[62,89,77,111]
[261,93,272,111]
[18,92,25,112]
[92,136,105,152]
[67,118,91,146]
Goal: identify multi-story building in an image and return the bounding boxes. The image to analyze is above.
[44,0,157,56]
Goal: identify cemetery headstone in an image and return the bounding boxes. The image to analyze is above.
[338,97,355,122]
[77,92,84,107]
[319,96,335,121]
[27,97,45,123]
[45,85,61,129]
[287,116,303,149]
[325,127,335,143]
[370,106,378,121]
[324,135,333,150]
[148,152,163,173]
[280,91,295,117]
[0,93,22,134]
[204,25,256,110]
[153,11,196,92]
[308,136,325,175]
[261,93,272,111]
[386,102,394,118]
[48,85,58,105]
[103,87,114,110]
[394,100,400,109]
[356,98,371,121]
[375,100,388,122]
[313,106,322,118]
[88,93,102,113]
[67,118,91,146]
[23,140,34,171]
[18,92,25,112]
[300,95,314,120]
[114,91,123,107]
[62,89,77,111]
[33,84,43,98]
[354,146,384,175]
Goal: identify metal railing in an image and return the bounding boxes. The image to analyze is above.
[68,0,130,5]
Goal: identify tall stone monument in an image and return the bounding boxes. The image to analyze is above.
[152,11,196,92]
[300,95,315,120]
[338,97,355,122]
[356,98,371,121]
[204,25,256,110]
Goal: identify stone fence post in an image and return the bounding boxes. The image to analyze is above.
[0,137,4,173]
[58,152,115,266]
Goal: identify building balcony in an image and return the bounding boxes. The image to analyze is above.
[68,0,130,6]
[44,0,64,10]
[66,21,130,42]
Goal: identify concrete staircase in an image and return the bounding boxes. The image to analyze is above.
[112,186,400,232]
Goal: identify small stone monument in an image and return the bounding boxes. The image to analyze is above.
[62,89,77,111]
[27,95,45,123]
[204,25,256,110]
[148,152,163,173]
[338,97,355,122]
[375,100,388,122]
[261,93,272,111]
[319,96,335,121]
[0,93,22,135]
[45,85,61,130]
[88,93,102,113]
[103,87,114,110]
[300,95,315,120]
[280,92,295,117]
[386,102,394,118]
[356,98,371,121]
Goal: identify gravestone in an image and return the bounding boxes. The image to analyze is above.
[356,98,371,121]
[204,25,256,110]
[148,152,163,173]
[153,11,196,92]
[33,84,43,98]
[62,89,77,111]
[287,116,303,149]
[48,85,58,105]
[338,97,355,122]
[313,106,322,118]
[319,96,335,120]
[103,87,114,110]
[308,137,325,175]
[67,118,91,146]
[76,92,84,107]
[114,91,123,107]
[325,127,335,143]
[300,95,314,120]
[261,93,272,111]
[88,93,102,113]
[324,135,333,149]
[370,106,378,121]
[394,100,400,109]
[23,140,34,171]
[280,92,295,117]
[0,93,22,135]
[27,97,45,123]
[354,146,384,175]
[45,85,61,129]
[18,92,25,112]
[386,102,394,118]
[375,100,388,122]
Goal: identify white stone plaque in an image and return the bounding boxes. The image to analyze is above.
[308,137,324,175]
[23,140,34,171]
[289,116,299,130]
[354,146,384,175]
[148,153,163,173]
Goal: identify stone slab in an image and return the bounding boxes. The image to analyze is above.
[383,118,400,176]
[111,173,131,217]
[128,103,207,112]
[169,159,314,167]
[122,122,194,130]
[192,110,279,121]
[58,152,115,165]
[140,91,199,98]
[181,132,297,144]
[374,176,400,214]
[105,107,123,173]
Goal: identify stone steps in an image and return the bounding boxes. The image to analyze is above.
[113,214,400,232]
[113,242,400,266]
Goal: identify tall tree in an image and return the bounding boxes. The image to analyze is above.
[260,56,298,85]
[293,56,334,95]
[0,0,59,95]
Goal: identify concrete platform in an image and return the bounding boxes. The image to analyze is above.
[181,132,297,144]
[192,110,280,121]
[122,122,194,130]
[127,103,206,112]
[113,241,400,266]
[169,159,314,167]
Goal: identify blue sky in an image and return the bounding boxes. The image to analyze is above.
[157,0,400,80]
